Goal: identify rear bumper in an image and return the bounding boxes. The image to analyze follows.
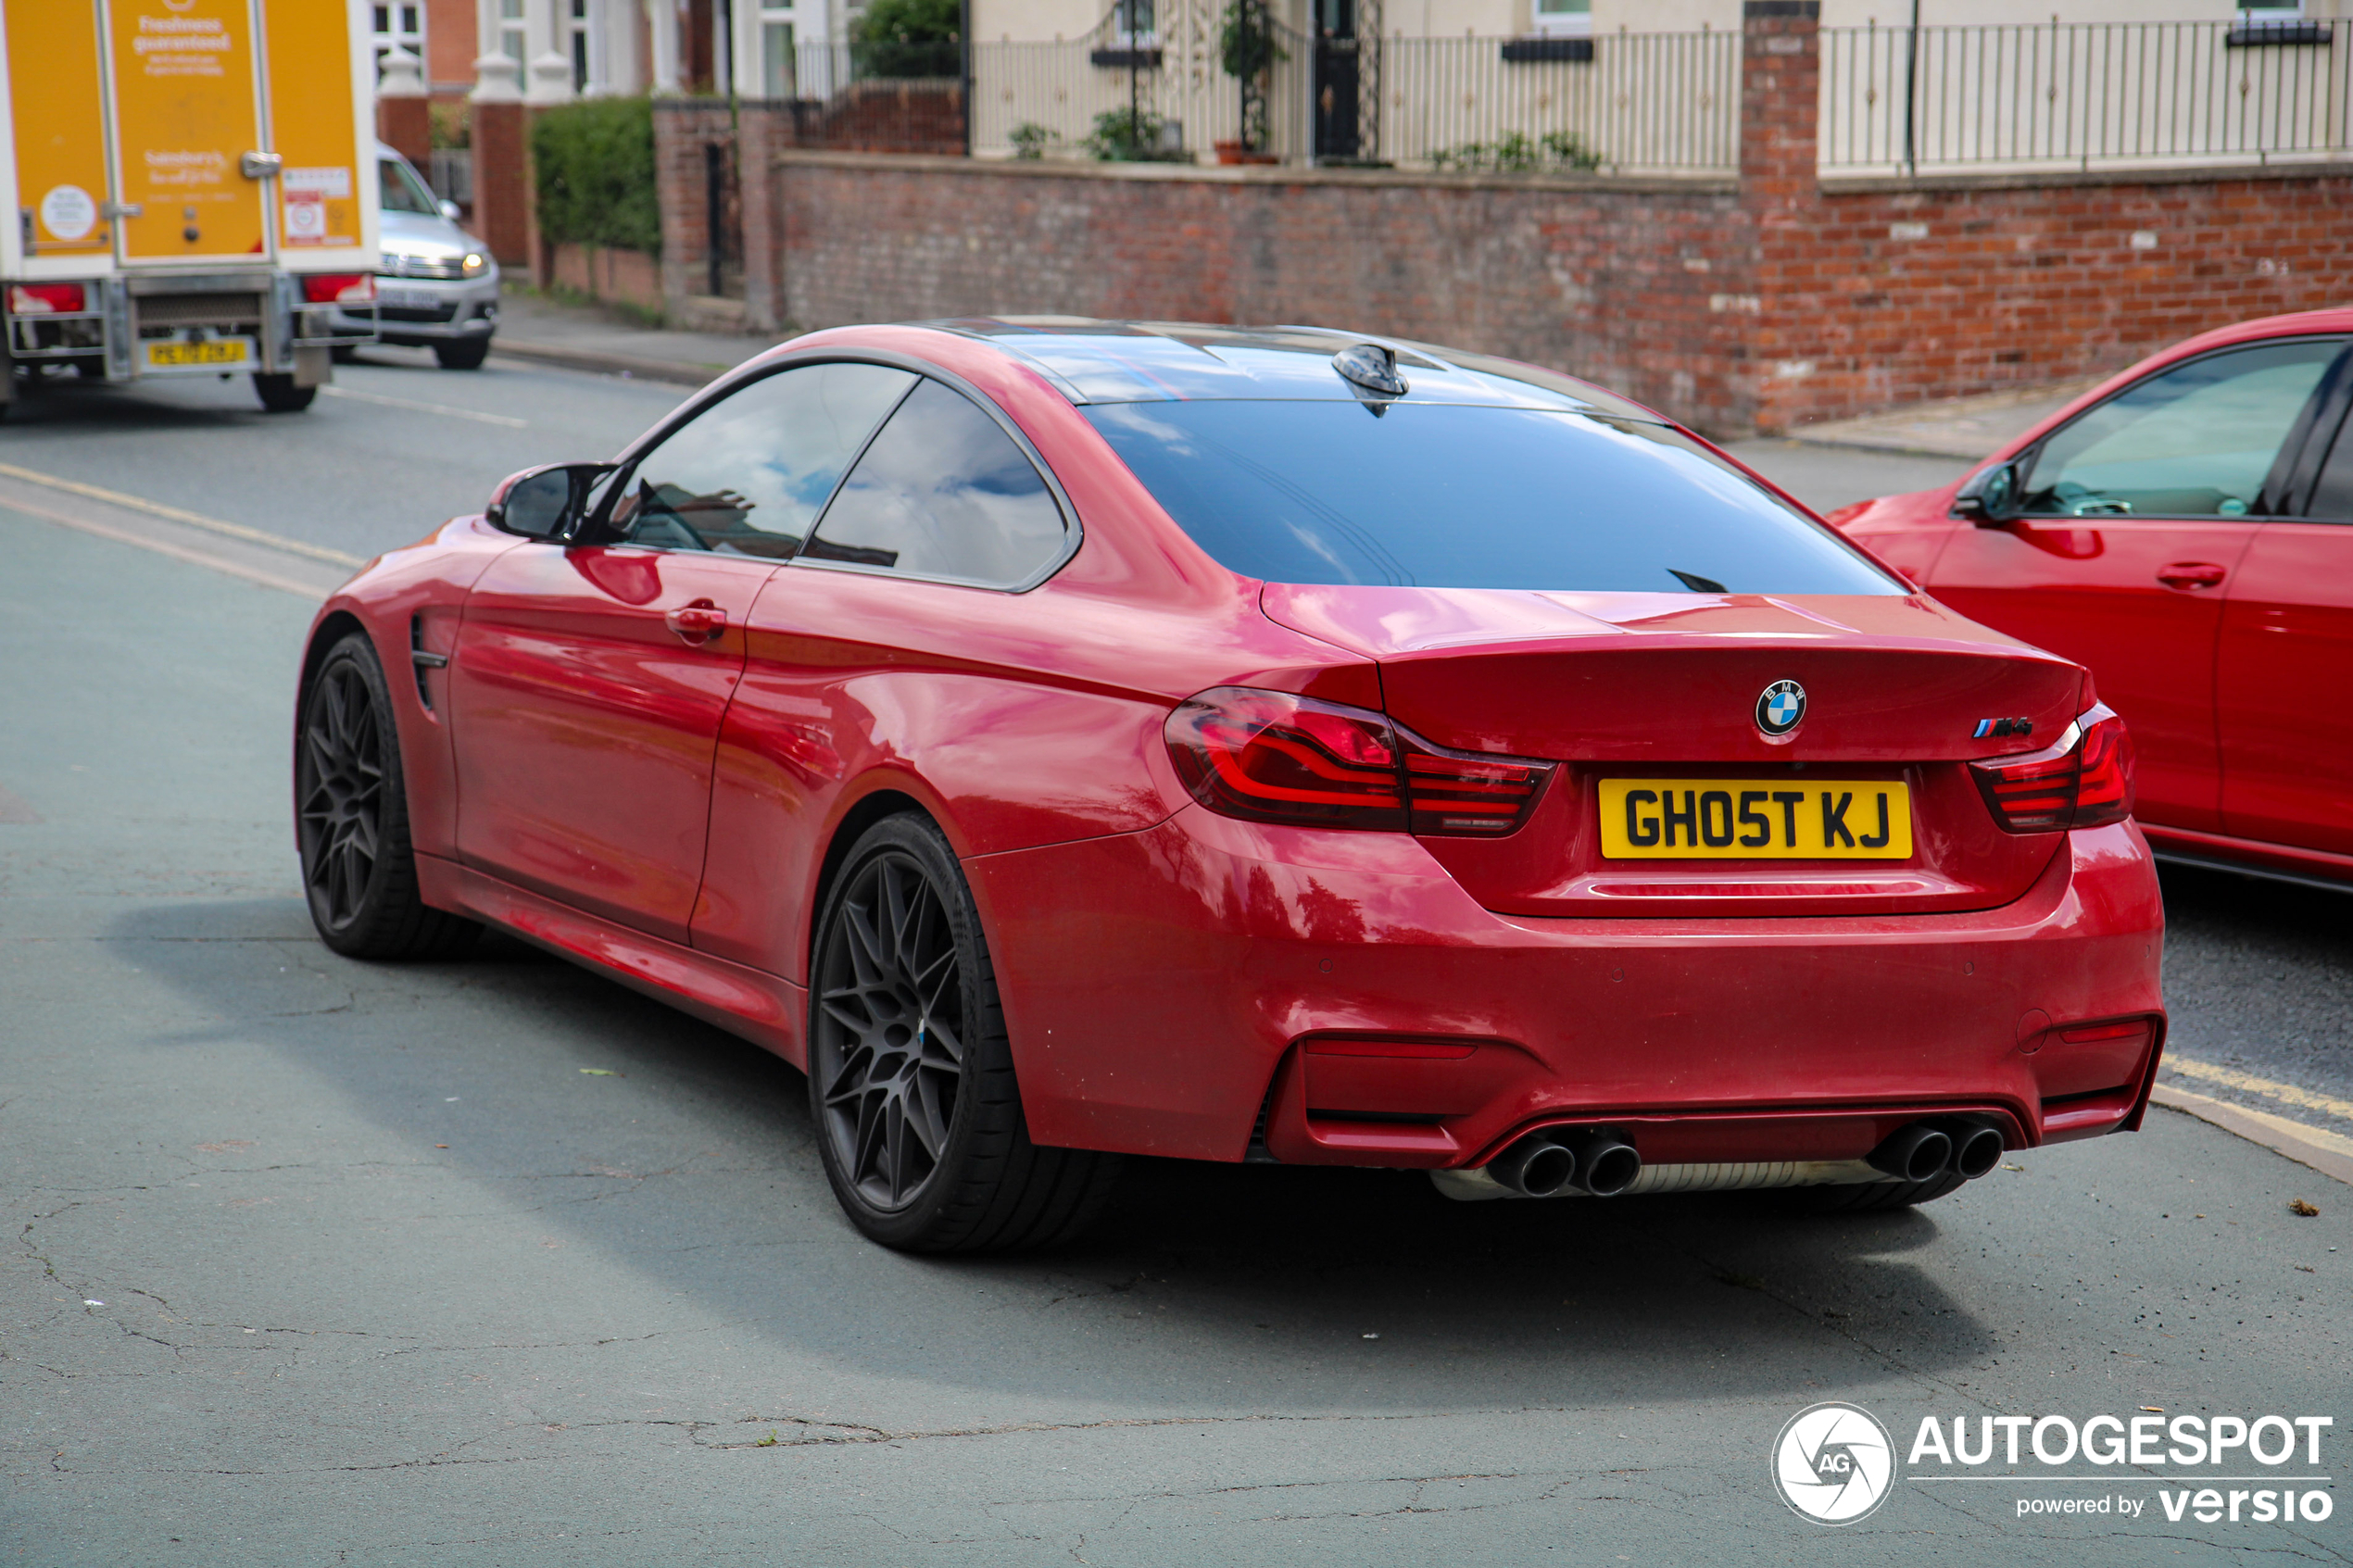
[969,809,2166,1168]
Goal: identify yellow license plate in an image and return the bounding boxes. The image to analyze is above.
[146,339,249,367]
[1598,778,1913,859]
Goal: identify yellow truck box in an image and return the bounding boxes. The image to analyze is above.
[0,0,379,414]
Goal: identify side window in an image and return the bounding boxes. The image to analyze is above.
[607,361,916,556]
[800,379,1068,586]
[2019,340,2341,519]
[2306,411,2353,521]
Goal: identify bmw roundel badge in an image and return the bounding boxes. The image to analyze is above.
[1756,680,1806,736]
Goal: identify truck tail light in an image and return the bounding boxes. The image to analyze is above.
[1971,704,2135,833]
[8,283,89,314]
[1165,687,1552,836]
[299,273,375,305]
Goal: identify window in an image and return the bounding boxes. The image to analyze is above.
[380,157,440,215]
[2019,340,2343,519]
[762,19,797,97]
[1113,0,1155,44]
[605,362,917,557]
[499,0,526,67]
[370,2,422,66]
[569,0,591,91]
[2297,407,2353,520]
[802,380,1069,586]
[1082,400,1899,594]
[1533,0,1590,37]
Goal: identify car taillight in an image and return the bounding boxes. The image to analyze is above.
[300,273,375,305]
[8,283,88,314]
[1164,686,1552,835]
[1970,704,2135,833]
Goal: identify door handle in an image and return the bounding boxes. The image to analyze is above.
[239,151,283,181]
[2156,561,2227,591]
[664,600,727,645]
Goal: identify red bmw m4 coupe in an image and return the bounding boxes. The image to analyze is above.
[294,320,2165,1250]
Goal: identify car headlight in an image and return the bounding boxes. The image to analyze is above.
[462,252,488,278]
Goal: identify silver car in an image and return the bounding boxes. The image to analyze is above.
[332,144,499,370]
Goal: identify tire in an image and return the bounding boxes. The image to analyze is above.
[254,373,317,413]
[295,633,479,960]
[808,814,1118,1252]
[434,339,489,370]
[1793,1173,1968,1213]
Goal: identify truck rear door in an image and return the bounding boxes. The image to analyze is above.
[105,0,271,265]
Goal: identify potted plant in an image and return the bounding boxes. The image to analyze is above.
[1214,0,1284,163]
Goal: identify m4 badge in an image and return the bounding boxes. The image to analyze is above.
[1972,717,2034,739]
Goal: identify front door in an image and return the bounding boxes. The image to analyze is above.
[1928,337,2343,834]
[105,0,271,263]
[1312,0,1360,161]
[449,358,921,945]
[2217,380,2353,857]
[448,546,775,946]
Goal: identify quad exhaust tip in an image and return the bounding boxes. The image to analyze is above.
[1867,1118,2007,1184]
[1490,1135,1578,1198]
[1486,1128,1642,1198]
[1944,1118,2007,1180]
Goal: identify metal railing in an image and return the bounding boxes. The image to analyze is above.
[1821,19,2351,176]
[968,27,1739,173]
[756,42,968,155]
[1378,30,1738,174]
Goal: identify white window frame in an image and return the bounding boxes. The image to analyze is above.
[371,1,425,64]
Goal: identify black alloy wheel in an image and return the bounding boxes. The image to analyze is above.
[294,633,477,959]
[808,815,1117,1251]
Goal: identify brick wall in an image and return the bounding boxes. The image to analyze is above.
[548,242,664,314]
[773,158,1753,433]
[653,101,739,309]
[470,100,532,268]
[711,2,2353,433]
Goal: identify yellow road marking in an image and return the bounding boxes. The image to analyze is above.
[0,461,366,568]
[0,495,328,600]
[2165,1055,2353,1123]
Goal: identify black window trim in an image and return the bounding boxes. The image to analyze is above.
[2277,345,2353,521]
[581,346,1082,593]
[1968,333,2353,523]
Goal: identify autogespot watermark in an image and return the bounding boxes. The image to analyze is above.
[1772,1404,2336,1527]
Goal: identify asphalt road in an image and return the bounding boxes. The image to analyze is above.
[2,355,2347,1563]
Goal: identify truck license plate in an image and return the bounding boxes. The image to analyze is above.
[147,339,250,368]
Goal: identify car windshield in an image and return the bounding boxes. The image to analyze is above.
[1082,401,1900,594]
[380,157,441,216]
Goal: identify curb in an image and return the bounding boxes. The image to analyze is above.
[2150,1083,2353,1187]
[489,338,730,388]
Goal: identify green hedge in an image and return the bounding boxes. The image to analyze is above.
[532,96,661,255]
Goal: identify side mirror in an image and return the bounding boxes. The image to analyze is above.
[1953,460,2020,527]
[439,198,463,222]
[485,462,613,540]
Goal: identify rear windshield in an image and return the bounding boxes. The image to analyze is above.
[1083,401,1900,595]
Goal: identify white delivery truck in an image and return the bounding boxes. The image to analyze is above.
[0,0,379,415]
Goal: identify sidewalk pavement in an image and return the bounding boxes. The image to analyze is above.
[485,288,2101,461]
[488,289,788,387]
[1787,376,2105,458]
